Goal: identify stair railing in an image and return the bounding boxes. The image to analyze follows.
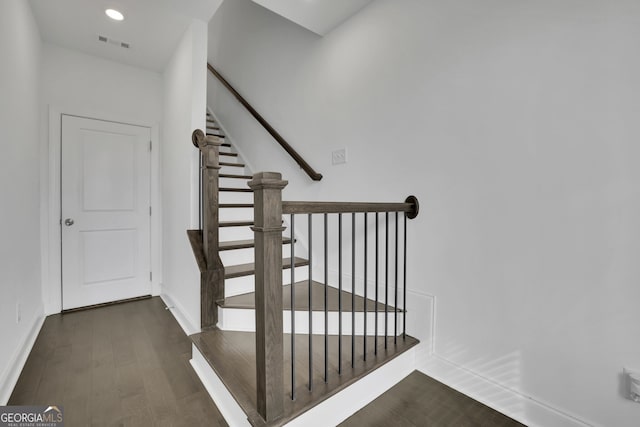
[249,172,419,423]
[188,129,225,329]
[207,63,323,181]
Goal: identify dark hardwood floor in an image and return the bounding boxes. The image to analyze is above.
[9,297,227,427]
[340,370,527,427]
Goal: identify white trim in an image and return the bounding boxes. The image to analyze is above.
[0,312,45,405]
[190,344,251,427]
[284,347,416,426]
[160,293,199,336]
[418,355,596,427]
[191,341,416,427]
[43,105,161,314]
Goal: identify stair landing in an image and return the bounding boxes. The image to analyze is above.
[219,281,399,312]
[191,329,419,426]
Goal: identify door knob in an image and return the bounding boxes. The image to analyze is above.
[64,218,75,226]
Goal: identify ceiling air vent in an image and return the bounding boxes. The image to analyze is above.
[97,35,131,49]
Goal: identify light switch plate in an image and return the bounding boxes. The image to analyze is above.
[332,148,347,165]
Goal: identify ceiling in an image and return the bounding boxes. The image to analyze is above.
[29,0,223,72]
[251,0,374,36]
[28,0,374,72]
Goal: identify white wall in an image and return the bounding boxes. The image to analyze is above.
[207,0,640,426]
[0,0,43,404]
[162,20,208,334]
[40,44,164,314]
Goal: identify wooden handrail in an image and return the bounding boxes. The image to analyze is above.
[283,196,419,218]
[207,63,323,181]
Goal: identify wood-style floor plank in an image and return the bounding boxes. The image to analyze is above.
[340,370,527,427]
[8,297,228,427]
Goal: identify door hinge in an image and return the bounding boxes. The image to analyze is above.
[149,140,152,151]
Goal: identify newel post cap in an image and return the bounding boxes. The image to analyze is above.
[248,172,288,191]
[191,129,204,148]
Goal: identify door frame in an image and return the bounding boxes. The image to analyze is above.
[43,105,161,314]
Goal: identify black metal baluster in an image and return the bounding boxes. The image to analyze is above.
[385,212,389,349]
[308,214,313,391]
[403,213,407,340]
[363,213,368,360]
[351,213,356,367]
[324,213,328,383]
[338,214,343,374]
[394,212,399,345]
[375,213,379,355]
[290,214,295,400]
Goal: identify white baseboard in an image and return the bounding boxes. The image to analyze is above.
[0,312,45,405]
[160,292,199,336]
[418,355,595,427]
[190,344,251,427]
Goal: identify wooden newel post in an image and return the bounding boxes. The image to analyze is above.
[248,172,288,423]
[192,129,225,329]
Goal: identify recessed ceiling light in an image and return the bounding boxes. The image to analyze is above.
[105,9,124,21]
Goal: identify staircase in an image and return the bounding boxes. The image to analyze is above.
[188,106,420,426]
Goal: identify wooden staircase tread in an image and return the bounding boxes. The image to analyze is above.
[219,281,400,312]
[220,162,245,168]
[224,257,309,279]
[220,203,253,208]
[220,173,252,179]
[220,187,252,193]
[207,133,225,138]
[190,329,419,427]
[219,237,293,251]
[220,152,238,157]
[219,220,254,227]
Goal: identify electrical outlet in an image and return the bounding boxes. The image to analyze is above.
[624,368,640,403]
[332,148,347,165]
[16,302,21,324]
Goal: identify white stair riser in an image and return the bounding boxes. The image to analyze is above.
[219,177,250,188]
[191,343,416,427]
[218,309,404,336]
[224,265,310,298]
[219,191,253,204]
[219,226,254,241]
[220,164,247,175]
[219,207,253,221]
[220,244,294,266]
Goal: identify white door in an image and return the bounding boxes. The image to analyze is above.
[61,115,151,310]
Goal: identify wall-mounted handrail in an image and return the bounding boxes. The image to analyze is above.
[207,63,323,181]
